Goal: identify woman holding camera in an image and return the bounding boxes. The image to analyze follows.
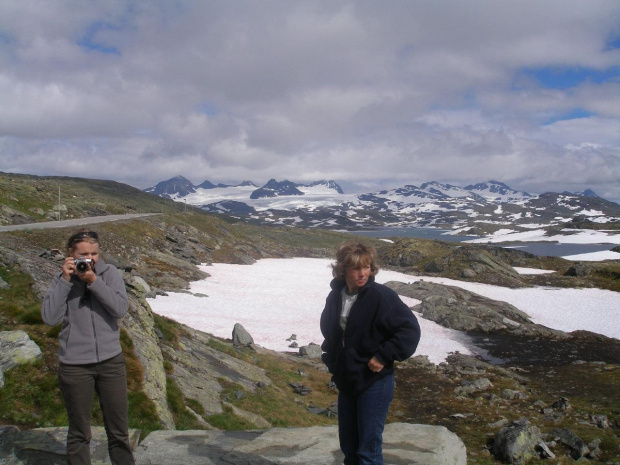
[42,230,135,465]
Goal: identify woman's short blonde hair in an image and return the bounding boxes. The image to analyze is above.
[66,230,99,250]
[331,240,379,279]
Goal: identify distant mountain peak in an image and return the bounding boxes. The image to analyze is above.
[574,188,600,198]
[197,180,217,189]
[464,180,532,201]
[250,179,303,199]
[144,175,196,199]
[300,180,344,194]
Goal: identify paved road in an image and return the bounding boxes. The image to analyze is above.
[0,213,161,232]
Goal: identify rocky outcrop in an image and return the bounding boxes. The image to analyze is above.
[0,423,467,465]
[0,246,60,300]
[0,205,35,226]
[0,331,42,388]
[386,280,568,338]
[121,282,175,428]
[162,328,272,419]
[381,241,531,288]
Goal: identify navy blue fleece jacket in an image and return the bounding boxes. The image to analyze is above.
[320,276,421,396]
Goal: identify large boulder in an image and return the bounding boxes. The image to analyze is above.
[0,426,141,465]
[299,343,322,359]
[492,418,542,464]
[0,331,42,388]
[548,428,590,460]
[133,423,467,465]
[1,423,467,464]
[232,323,254,348]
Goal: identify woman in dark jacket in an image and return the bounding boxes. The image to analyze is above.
[42,230,135,465]
[320,240,421,465]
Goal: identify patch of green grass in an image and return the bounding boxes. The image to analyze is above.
[165,375,209,430]
[0,269,42,327]
[0,361,67,428]
[206,338,253,361]
[186,398,205,416]
[220,353,338,428]
[163,360,174,375]
[128,391,161,439]
[207,405,256,430]
[153,313,182,346]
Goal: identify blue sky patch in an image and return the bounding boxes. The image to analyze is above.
[543,108,594,125]
[605,35,620,51]
[525,66,620,90]
[77,21,122,55]
[196,103,219,117]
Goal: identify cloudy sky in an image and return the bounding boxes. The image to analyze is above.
[1,1,619,200]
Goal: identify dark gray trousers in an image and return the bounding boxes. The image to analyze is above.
[58,353,135,465]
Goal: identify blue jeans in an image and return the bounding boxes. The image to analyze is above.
[338,373,395,465]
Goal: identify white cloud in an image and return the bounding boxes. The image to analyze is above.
[0,0,619,201]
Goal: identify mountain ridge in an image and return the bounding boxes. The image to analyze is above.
[143,176,619,233]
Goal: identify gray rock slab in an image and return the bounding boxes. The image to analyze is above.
[0,426,141,465]
[135,430,265,465]
[135,423,467,465]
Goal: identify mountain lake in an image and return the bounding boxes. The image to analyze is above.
[349,227,614,257]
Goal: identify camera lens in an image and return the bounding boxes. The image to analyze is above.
[76,260,89,273]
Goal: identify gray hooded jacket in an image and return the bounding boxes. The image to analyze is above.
[41,259,128,364]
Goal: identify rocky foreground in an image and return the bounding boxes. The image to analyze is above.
[1,214,619,464]
[0,423,466,465]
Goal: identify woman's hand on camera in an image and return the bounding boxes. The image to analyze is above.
[78,267,97,285]
[61,257,96,284]
[61,257,75,282]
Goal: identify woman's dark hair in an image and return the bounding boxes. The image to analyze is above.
[331,240,379,279]
[67,230,99,249]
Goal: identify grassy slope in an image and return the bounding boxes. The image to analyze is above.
[0,172,181,222]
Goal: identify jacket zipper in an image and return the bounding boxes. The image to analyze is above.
[90,307,99,362]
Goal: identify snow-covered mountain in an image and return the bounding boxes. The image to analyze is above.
[464,180,533,202]
[144,177,620,233]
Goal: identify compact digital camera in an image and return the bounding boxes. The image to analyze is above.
[74,257,92,273]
